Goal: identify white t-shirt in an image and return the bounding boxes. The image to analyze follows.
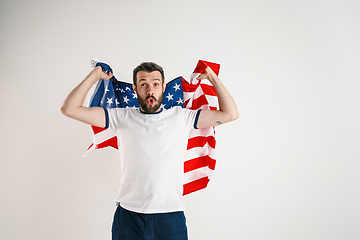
[105,106,201,214]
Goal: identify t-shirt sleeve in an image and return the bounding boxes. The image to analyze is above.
[182,108,202,130]
[104,108,127,131]
[193,110,202,129]
[103,107,109,129]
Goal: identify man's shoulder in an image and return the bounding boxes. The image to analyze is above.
[165,106,188,114]
[167,106,183,111]
[107,107,140,117]
[164,106,199,118]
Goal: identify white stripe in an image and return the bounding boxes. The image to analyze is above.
[83,144,96,157]
[84,79,102,107]
[192,86,205,99]
[183,91,194,102]
[183,91,216,106]
[183,167,214,185]
[93,128,117,144]
[185,145,216,161]
[199,80,212,86]
[206,95,218,108]
[183,95,193,108]
[189,73,201,84]
[188,127,215,139]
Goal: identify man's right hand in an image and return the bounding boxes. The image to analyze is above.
[61,64,114,128]
[92,65,114,81]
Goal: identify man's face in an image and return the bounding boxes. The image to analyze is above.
[133,71,166,113]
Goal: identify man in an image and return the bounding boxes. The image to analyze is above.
[61,61,238,240]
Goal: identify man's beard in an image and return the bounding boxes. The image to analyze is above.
[137,93,164,113]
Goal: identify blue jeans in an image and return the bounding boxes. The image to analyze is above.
[112,205,188,240]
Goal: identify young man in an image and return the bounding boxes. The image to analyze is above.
[61,62,238,240]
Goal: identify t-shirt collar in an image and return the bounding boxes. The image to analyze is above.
[139,108,164,114]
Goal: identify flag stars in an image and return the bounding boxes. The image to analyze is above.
[126,105,139,110]
[177,98,183,105]
[133,93,137,99]
[106,97,113,105]
[123,96,130,104]
[166,93,174,101]
[115,98,120,106]
[173,83,181,91]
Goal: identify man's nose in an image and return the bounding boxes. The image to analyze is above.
[147,86,154,96]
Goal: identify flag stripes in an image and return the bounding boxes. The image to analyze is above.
[181,60,219,195]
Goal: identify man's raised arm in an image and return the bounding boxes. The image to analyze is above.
[196,67,239,129]
[61,66,113,128]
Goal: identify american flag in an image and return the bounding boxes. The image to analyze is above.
[85,59,219,195]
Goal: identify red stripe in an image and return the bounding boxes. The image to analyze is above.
[182,79,198,93]
[193,60,220,76]
[193,61,208,74]
[182,81,216,96]
[200,60,220,75]
[184,155,216,173]
[201,84,217,96]
[96,137,118,149]
[183,99,190,108]
[87,143,93,151]
[189,95,208,110]
[185,97,217,110]
[92,125,106,134]
[187,136,216,149]
[183,177,210,195]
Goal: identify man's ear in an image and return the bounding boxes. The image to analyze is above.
[162,82,166,93]
[133,84,137,93]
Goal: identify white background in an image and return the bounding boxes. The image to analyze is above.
[1,0,359,239]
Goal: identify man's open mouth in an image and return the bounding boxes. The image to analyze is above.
[147,97,155,106]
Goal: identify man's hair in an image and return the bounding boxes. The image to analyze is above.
[133,62,165,86]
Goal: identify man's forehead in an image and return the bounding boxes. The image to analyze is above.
[136,71,162,82]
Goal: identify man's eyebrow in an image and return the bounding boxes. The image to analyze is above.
[139,78,161,82]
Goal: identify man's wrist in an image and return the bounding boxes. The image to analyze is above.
[89,67,102,80]
[209,74,220,84]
